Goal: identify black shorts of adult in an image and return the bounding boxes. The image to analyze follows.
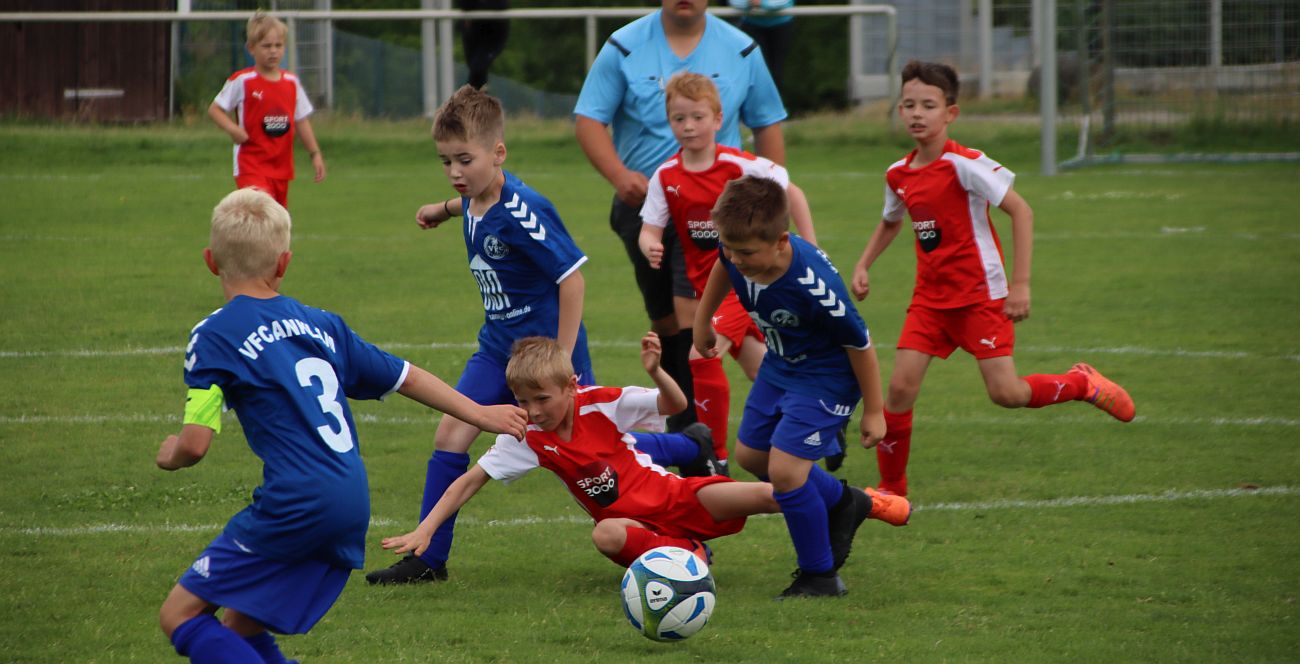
[609,194,695,323]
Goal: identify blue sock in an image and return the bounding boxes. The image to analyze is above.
[244,632,291,664]
[417,450,470,569]
[171,614,267,664]
[631,432,699,467]
[773,481,834,574]
[806,464,846,509]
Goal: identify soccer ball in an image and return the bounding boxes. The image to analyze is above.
[620,545,716,641]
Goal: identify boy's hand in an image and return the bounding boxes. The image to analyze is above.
[156,435,181,470]
[311,152,326,182]
[639,238,664,269]
[859,410,886,449]
[416,204,448,230]
[640,332,663,373]
[230,127,249,144]
[381,528,434,557]
[474,404,528,439]
[1004,283,1031,322]
[850,265,871,301]
[693,327,720,359]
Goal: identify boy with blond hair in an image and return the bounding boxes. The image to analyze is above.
[156,188,526,663]
[695,176,907,598]
[209,11,326,209]
[636,72,819,470]
[850,61,1135,498]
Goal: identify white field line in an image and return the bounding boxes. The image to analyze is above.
[7,487,1296,538]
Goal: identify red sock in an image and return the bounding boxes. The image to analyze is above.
[612,526,697,567]
[876,409,913,496]
[1023,371,1089,408]
[690,356,730,460]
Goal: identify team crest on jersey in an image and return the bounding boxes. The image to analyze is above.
[263,109,290,138]
[483,234,510,260]
[770,309,800,327]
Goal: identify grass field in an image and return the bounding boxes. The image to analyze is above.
[1,114,1298,663]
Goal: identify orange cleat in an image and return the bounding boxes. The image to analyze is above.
[1071,363,1136,422]
[863,487,911,526]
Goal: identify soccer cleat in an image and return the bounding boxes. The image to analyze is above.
[776,569,848,600]
[678,423,724,477]
[364,554,449,585]
[687,538,714,565]
[827,482,872,570]
[863,486,912,526]
[823,420,850,472]
[1071,363,1136,422]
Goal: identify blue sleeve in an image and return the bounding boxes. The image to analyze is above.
[332,318,407,401]
[574,43,626,124]
[822,274,870,349]
[183,323,236,392]
[502,199,588,283]
[740,51,788,130]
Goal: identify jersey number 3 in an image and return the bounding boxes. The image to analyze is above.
[295,357,355,453]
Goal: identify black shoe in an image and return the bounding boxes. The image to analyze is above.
[776,569,847,599]
[827,481,872,570]
[365,554,448,585]
[824,420,850,472]
[678,422,722,478]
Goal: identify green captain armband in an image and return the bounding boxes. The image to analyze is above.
[183,385,225,433]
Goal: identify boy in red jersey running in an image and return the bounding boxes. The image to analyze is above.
[850,61,1135,498]
[636,73,818,469]
[380,334,909,577]
[209,11,326,209]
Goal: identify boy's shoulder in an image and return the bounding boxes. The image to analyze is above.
[223,67,259,84]
[943,139,993,163]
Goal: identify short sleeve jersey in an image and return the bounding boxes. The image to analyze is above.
[574,11,788,176]
[881,139,1016,309]
[212,68,314,180]
[720,235,870,403]
[461,171,591,369]
[478,385,707,522]
[641,144,790,291]
[183,295,408,569]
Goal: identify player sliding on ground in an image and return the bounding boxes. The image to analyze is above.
[851,61,1136,498]
[381,334,910,593]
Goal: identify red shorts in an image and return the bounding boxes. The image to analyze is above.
[711,294,764,360]
[235,174,289,208]
[897,299,1015,360]
[634,475,747,541]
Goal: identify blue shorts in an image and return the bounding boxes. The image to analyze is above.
[456,350,595,405]
[177,532,350,635]
[736,377,854,461]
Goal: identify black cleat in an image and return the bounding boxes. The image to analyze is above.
[776,569,847,599]
[678,422,723,477]
[365,554,448,585]
[823,420,850,472]
[827,481,872,570]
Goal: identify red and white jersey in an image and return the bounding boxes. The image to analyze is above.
[477,385,701,523]
[882,139,1016,309]
[642,145,789,291]
[213,68,314,180]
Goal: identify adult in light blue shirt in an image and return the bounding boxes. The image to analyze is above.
[574,0,787,432]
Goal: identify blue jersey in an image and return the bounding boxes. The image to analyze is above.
[461,171,592,369]
[183,295,408,569]
[721,236,871,403]
[574,10,788,176]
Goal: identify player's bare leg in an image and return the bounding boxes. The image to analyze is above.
[594,517,710,566]
[696,480,779,520]
[224,609,294,663]
[976,355,1032,407]
[160,585,265,661]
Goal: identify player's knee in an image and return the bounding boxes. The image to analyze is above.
[886,381,920,409]
[987,385,1023,408]
[591,520,624,555]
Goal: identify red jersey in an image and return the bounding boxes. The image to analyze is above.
[881,139,1016,309]
[641,145,789,291]
[213,68,314,180]
[477,385,703,523]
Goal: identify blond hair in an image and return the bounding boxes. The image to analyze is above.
[432,84,505,147]
[712,176,789,244]
[664,72,722,115]
[209,188,291,281]
[246,10,287,47]
[506,337,574,393]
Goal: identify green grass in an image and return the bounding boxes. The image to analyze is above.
[1,116,1298,663]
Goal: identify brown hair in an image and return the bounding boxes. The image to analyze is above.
[712,176,789,244]
[432,84,505,147]
[664,72,722,115]
[506,337,575,393]
[901,60,960,105]
[209,188,291,281]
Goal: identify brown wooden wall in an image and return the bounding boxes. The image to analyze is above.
[1,0,172,122]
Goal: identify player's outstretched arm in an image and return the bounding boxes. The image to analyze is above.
[207,103,248,145]
[556,270,585,357]
[847,346,885,449]
[999,188,1034,322]
[382,465,492,556]
[692,261,732,359]
[851,220,903,301]
[638,224,666,269]
[296,118,326,182]
[156,424,215,470]
[416,198,462,230]
[641,332,688,416]
[786,183,818,247]
[398,365,527,438]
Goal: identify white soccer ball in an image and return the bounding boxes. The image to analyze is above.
[620,545,716,641]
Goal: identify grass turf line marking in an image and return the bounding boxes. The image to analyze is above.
[9,487,1296,538]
